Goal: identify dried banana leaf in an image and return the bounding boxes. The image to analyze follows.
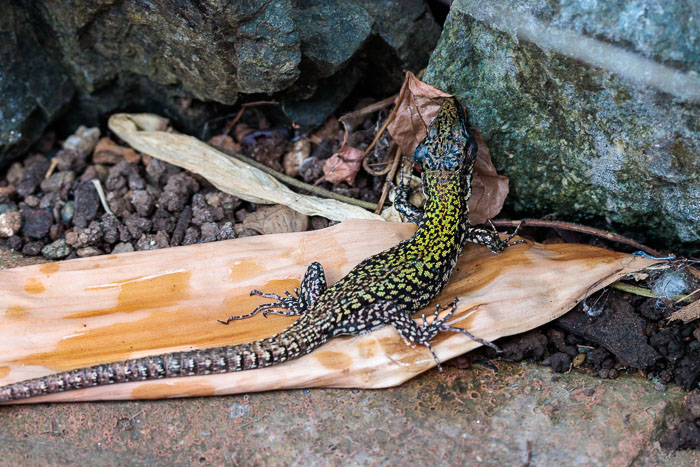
[0,220,654,403]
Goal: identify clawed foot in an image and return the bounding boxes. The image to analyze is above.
[487,220,525,253]
[218,288,305,325]
[417,298,501,372]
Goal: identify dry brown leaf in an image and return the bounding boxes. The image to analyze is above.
[387,72,509,224]
[242,205,309,235]
[469,130,509,225]
[93,137,140,165]
[0,220,654,403]
[668,300,700,323]
[321,124,364,185]
[387,72,451,159]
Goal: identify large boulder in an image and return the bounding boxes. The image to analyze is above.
[425,0,699,252]
[0,0,440,168]
[0,2,75,165]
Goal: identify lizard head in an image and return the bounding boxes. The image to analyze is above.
[411,97,477,173]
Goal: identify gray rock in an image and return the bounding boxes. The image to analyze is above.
[40,171,76,193]
[293,0,372,79]
[20,208,53,239]
[73,181,100,228]
[281,0,441,127]
[1,1,440,165]
[111,242,134,254]
[41,239,71,259]
[0,3,74,167]
[424,0,699,252]
[21,241,43,257]
[16,156,50,198]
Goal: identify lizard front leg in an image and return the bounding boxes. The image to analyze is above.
[463,222,523,253]
[219,262,327,324]
[393,181,423,224]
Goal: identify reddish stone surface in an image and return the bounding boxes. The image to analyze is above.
[0,359,694,465]
[0,247,695,464]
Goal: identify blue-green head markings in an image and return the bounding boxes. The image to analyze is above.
[412,98,477,173]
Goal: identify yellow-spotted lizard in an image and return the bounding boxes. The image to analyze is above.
[1,97,520,402]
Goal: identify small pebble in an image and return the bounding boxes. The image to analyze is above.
[49,223,64,241]
[61,201,75,223]
[17,155,50,197]
[55,149,86,172]
[0,202,18,215]
[21,208,53,238]
[181,226,200,245]
[199,222,219,243]
[6,162,24,185]
[0,184,16,202]
[41,239,71,259]
[73,181,101,228]
[135,231,170,250]
[654,381,667,391]
[21,241,43,256]
[112,242,135,254]
[63,126,100,154]
[584,388,595,396]
[130,189,155,216]
[549,352,572,373]
[310,216,329,230]
[0,210,22,237]
[23,195,40,208]
[40,171,76,193]
[77,246,103,257]
[7,235,22,250]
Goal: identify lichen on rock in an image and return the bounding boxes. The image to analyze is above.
[425,0,699,252]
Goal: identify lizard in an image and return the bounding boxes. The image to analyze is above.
[0,97,520,402]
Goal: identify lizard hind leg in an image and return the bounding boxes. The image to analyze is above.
[218,262,328,325]
[331,298,499,372]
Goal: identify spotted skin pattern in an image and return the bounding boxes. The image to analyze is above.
[0,98,519,402]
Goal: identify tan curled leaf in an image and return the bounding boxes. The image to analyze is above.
[242,205,309,235]
[107,113,382,222]
[387,72,509,223]
[321,123,364,185]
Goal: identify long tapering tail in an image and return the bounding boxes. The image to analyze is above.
[1,326,322,402]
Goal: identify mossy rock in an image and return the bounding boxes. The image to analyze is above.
[425,0,699,253]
